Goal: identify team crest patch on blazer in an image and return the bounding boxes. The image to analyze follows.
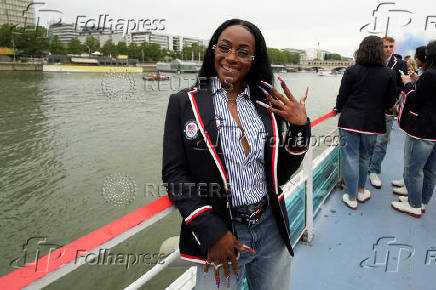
[184,120,199,140]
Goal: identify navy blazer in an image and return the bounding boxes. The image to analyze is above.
[336,64,397,134]
[399,68,436,141]
[387,55,409,113]
[162,84,311,263]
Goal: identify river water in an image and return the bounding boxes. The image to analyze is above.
[0,71,341,288]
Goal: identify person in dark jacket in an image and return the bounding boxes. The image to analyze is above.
[336,36,397,209]
[162,19,310,289]
[392,40,436,218]
[368,36,409,189]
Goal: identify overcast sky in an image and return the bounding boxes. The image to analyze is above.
[38,0,436,57]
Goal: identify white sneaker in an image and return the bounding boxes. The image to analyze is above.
[357,189,371,203]
[392,179,405,187]
[343,194,357,210]
[391,201,422,218]
[369,173,382,189]
[398,196,426,213]
[393,186,408,196]
[398,196,408,202]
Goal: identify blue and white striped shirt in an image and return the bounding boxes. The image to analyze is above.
[211,77,268,207]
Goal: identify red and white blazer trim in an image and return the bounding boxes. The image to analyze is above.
[398,89,415,122]
[284,146,308,155]
[269,111,279,196]
[185,206,213,224]
[180,252,241,264]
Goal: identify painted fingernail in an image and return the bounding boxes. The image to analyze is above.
[226,276,231,288]
[243,244,256,254]
[278,76,285,83]
[216,279,220,289]
[258,85,269,96]
[260,80,273,89]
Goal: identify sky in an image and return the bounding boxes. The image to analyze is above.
[36,0,436,58]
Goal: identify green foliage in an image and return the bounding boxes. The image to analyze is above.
[127,42,140,59]
[181,43,205,61]
[101,40,118,57]
[325,53,342,61]
[84,36,100,53]
[67,38,85,54]
[139,42,163,61]
[0,24,15,47]
[50,35,65,55]
[117,41,128,55]
[268,48,300,65]
[1,25,50,57]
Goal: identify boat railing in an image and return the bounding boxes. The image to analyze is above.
[0,110,339,290]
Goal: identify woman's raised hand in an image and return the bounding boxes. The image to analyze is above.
[259,77,308,125]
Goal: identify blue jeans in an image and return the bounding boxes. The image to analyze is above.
[195,206,291,290]
[403,135,436,208]
[368,115,394,174]
[340,129,377,197]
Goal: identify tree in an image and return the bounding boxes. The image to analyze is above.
[0,24,15,47]
[326,53,342,61]
[101,40,118,57]
[50,35,65,55]
[181,43,206,61]
[67,38,85,54]
[167,49,182,60]
[267,48,300,65]
[127,42,140,59]
[10,25,49,57]
[84,35,100,53]
[117,41,128,55]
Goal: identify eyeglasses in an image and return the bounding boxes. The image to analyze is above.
[212,44,255,62]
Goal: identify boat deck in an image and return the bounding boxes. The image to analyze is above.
[291,123,436,290]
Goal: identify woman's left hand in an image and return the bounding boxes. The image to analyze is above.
[260,77,308,125]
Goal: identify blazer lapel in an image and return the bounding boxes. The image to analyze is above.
[254,102,280,196]
[187,86,228,190]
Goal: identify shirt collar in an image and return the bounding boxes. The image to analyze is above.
[210,77,250,100]
[386,54,393,66]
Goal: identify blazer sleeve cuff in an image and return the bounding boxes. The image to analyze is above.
[284,118,311,155]
[190,212,229,254]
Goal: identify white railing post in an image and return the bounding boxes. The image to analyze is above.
[303,145,314,242]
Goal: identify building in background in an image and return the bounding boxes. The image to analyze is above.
[48,23,208,51]
[128,31,208,51]
[0,0,35,27]
[48,23,79,43]
[282,48,306,57]
[77,27,127,46]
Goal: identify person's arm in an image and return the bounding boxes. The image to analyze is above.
[385,70,397,111]
[162,93,228,253]
[278,119,311,185]
[335,68,353,112]
[401,72,429,110]
[395,61,409,97]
